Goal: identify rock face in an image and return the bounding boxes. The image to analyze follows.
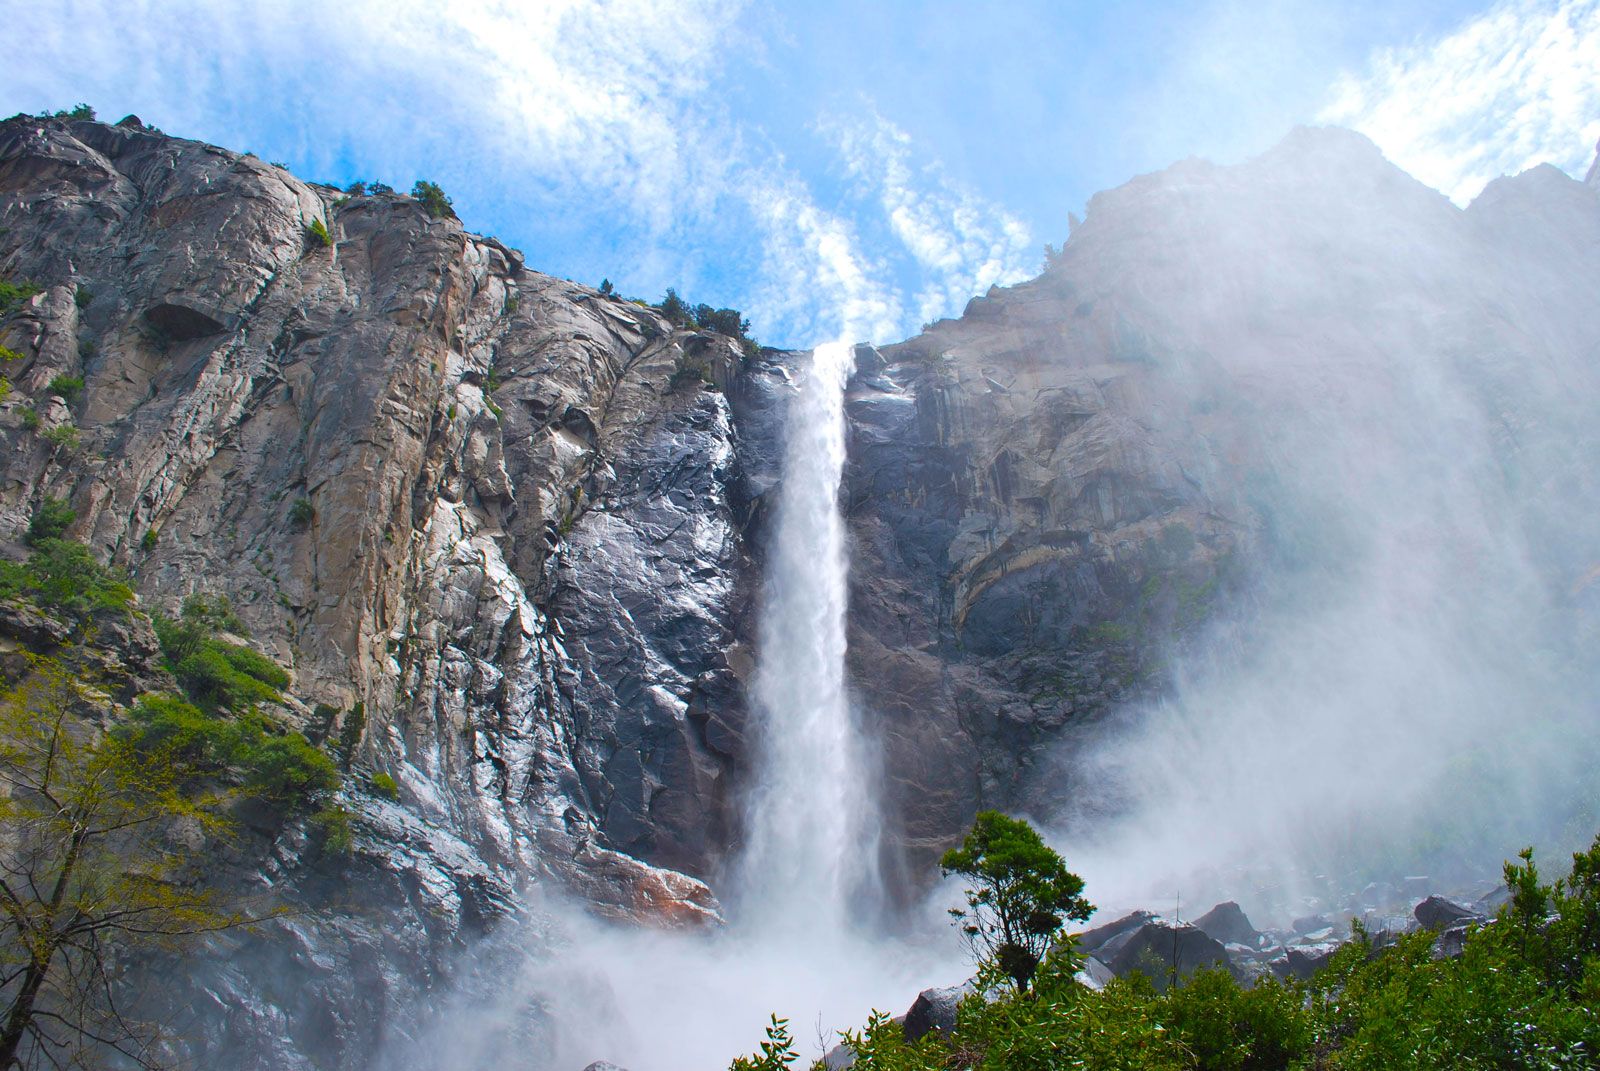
[4,113,1600,1068]
[0,114,771,1066]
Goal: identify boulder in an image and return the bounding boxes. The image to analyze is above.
[1414,895,1481,930]
[1101,921,1233,990]
[1272,941,1341,980]
[1074,911,1158,956]
[1193,901,1260,948]
[903,981,973,1043]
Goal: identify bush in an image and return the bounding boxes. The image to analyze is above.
[0,277,41,315]
[73,285,92,309]
[47,374,84,402]
[140,528,158,551]
[46,104,95,120]
[312,803,353,854]
[290,497,314,529]
[0,538,132,616]
[42,423,80,452]
[155,596,289,713]
[411,180,455,220]
[27,496,76,545]
[371,771,398,799]
[306,218,331,247]
[20,407,40,430]
[0,376,9,402]
[127,694,339,812]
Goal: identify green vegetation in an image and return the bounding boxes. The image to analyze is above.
[941,811,1094,993]
[46,373,84,402]
[0,277,41,315]
[0,659,255,1070]
[141,594,338,812]
[733,821,1600,1071]
[335,700,366,766]
[411,179,455,220]
[0,376,9,402]
[290,496,314,529]
[140,527,158,551]
[127,693,337,806]
[73,284,92,309]
[41,422,80,452]
[41,103,95,120]
[0,538,132,617]
[19,406,40,430]
[654,287,761,358]
[371,770,398,799]
[26,496,76,544]
[306,217,332,247]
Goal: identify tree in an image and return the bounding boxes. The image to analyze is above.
[410,180,455,220]
[941,810,1093,993]
[24,501,74,547]
[657,288,692,328]
[0,660,258,1069]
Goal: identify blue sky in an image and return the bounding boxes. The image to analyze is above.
[9,0,1599,347]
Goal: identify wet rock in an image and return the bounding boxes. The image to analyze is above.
[903,981,974,1043]
[1101,921,1233,990]
[1194,901,1260,947]
[1273,941,1341,980]
[1414,895,1482,930]
[1075,910,1158,956]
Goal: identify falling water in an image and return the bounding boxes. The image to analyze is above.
[735,340,880,931]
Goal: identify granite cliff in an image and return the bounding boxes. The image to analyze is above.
[1,112,1598,1067]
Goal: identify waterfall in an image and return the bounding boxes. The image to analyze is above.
[735,340,879,930]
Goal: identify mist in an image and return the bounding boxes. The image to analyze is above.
[1038,131,1600,921]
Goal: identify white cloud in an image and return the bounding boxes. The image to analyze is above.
[746,175,903,345]
[1320,0,1600,203]
[824,111,1037,329]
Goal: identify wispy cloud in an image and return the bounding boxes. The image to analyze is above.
[1320,0,1600,203]
[823,110,1036,330]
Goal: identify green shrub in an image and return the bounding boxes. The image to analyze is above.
[26,496,76,544]
[0,376,9,402]
[155,597,289,713]
[411,180,455,220]
[312,803,353,854]
[306,218,331,247]
[42,423,80,452]
[336,701,366,766]
[0,278,41,315]
[49,104,95,120]
[73,285,92,309]
[127,693,339,812]
[370,771,398,799]
[0,538,132,616]
[289,497,314,529]
[0,344,24,361]
[20,407,40,430]
[140,528,158,551]
[47,374,84,402]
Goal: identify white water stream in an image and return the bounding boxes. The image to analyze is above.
[735,339,880,931]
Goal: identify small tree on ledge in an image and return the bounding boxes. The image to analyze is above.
[941,810,1093,993]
